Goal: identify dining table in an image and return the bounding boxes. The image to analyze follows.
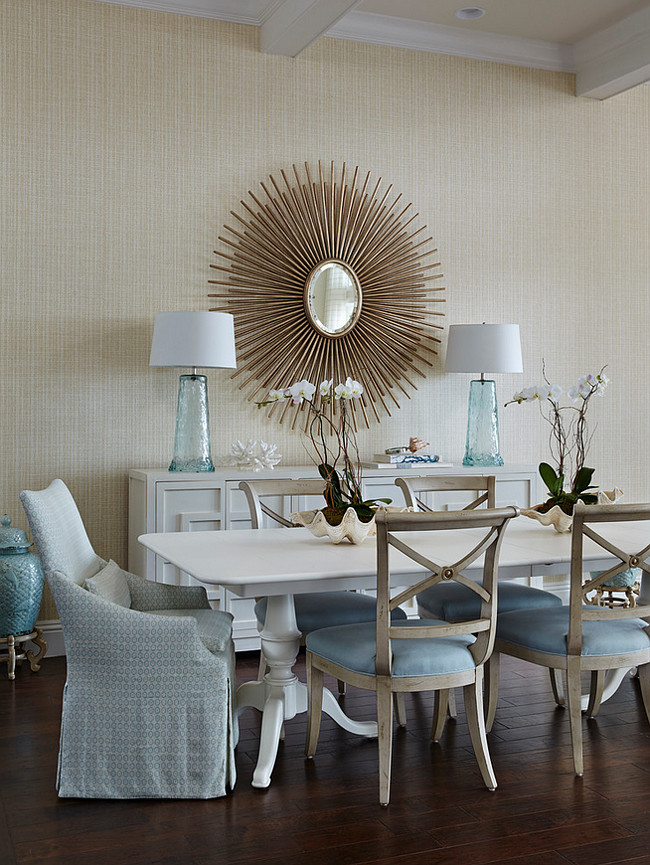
[139,517,650,788]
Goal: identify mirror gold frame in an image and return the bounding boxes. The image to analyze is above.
[209,161,444,428]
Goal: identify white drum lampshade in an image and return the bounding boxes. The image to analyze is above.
[150,311,236,472]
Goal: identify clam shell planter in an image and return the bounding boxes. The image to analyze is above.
[290,506,415,545]
[522,489,623,534]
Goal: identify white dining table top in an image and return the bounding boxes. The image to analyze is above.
[138,517,650,598]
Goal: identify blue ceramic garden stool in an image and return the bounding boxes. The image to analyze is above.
[0,515,47,679]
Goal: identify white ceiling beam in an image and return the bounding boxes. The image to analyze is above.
[575,5,650,99]
[260,0,361,57]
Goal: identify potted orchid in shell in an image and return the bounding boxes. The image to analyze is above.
[258,377,392,543]
[506,366,611,531]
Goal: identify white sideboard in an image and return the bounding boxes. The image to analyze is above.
[128,465,539,651]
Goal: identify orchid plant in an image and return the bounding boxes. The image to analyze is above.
[506,366,610,515]
[258,377,390,524]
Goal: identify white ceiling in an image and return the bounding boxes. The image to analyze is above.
[89,0,650,98]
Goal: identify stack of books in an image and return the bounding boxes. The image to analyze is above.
[362,453,453,469]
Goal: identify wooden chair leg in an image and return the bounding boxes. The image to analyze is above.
[337,679,347,695]
[485,653,500,733]
[566,657,584,776]
[394,692,407,727]
[447,688,457,718]
[431,689,449,742]
[637,662,650,724]
[376,678,394,806]
[549,668,565,706]
[305,654,324,757]
[464,666,497,791]
[586,669,605,718]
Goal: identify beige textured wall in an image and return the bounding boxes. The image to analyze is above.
[2,0,649,620]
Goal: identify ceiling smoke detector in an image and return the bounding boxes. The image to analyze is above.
[455,7,485,20]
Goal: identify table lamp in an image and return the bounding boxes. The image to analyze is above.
[445,323,522,467]
[150,311,236,472]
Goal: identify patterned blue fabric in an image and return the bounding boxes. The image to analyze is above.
[590,567,640,589]
[49,571,236,799]
[85,560,132,609]
[255,592,407,634]
[21,480,236,798]
[306,619,476,677]
[147,609,232,653]
[497,606,650,657]
[417,581,562,622]
[20,480,105,586]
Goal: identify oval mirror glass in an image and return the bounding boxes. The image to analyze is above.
[305,260,362,336]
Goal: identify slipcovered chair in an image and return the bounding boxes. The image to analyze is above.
[486,501,650,775]
[305,506,519,806]
[21,479,236,798]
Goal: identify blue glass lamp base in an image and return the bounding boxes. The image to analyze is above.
[169,374,215,473]
[462,379,504,467]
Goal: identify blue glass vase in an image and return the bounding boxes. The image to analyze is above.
[462,379,504,467]
[169,374,215,472]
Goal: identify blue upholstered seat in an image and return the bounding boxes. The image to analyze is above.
[306,619,474,677]
[497,606,650,657]
[255,592,406,634]
[418,580,562,622]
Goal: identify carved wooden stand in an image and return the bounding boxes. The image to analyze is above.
[1,630,47,680]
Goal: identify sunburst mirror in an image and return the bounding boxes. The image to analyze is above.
[208,161,445,429]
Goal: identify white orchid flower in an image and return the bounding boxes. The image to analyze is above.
[523,385,544,401]
[267,389,286,402]
[547,384,562,400]
[335,377,363,399]
[319,379,333,397]
[567,385,581,402]
[287,380,316,404]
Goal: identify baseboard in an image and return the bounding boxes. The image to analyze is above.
[34,619,65,657]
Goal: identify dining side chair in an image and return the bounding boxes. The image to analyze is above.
[238,479,408,701]
[305,506,519,806]
[486,500,650,776]
[395,475,563,732]
[20,479,236,798]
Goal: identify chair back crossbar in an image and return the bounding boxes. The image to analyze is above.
[570,502,650,654]
[239,479,327,529]
[396,475,496,513]
[375,507,519,676]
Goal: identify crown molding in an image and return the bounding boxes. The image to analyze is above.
[260,0,361,56]
[327,11,575,73]
[574,5,650,98]
[88,0,281,26]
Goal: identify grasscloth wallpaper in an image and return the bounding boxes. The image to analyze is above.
[2,0,649,622]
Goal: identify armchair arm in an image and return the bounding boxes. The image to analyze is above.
[48,571,229,680]
[124,573,211,611]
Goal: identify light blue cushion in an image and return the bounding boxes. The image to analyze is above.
[417,581,562,622]
[497,606,650,657]
[85,560,132,609]
[147,608,233,653]
[255,592,407,634]
[590,568,639,589]
[306,620,476,677]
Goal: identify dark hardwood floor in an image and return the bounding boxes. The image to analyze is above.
[2,651,650,865]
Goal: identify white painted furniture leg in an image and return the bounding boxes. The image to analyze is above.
[234,593,377,787]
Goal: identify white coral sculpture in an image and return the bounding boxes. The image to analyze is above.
[226,439,281,471]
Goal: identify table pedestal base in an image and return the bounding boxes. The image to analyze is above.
[233,594,377,788]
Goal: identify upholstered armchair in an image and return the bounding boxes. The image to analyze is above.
[21,479,236,798]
